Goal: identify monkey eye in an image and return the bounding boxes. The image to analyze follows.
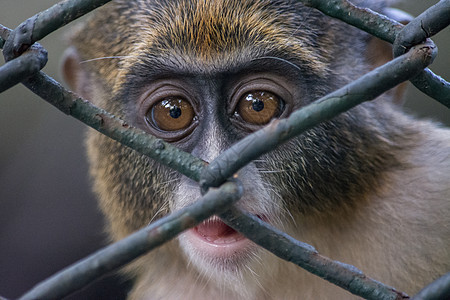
[146,97,195,132]
[235,91,283,125]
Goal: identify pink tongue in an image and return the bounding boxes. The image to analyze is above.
[195,219,242,243]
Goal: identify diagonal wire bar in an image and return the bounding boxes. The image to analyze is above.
[0,24,48,92]
[300,0,450,107]
[1,0,113,91]
[200,41,436,190]
[220,208,408,300]
[393,0,450,57]
[393,0,450,106]
[2,0,112,61]
[411,272,450,300]
[301,0,402,42]
[0,42,47,93]
[19,181,243,300]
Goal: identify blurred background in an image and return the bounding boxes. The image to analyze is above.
[0,1,449,299]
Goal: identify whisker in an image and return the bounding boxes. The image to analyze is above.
[250,56,302,73]
[148,202,169,225]
[258,169,290,174]
[80,55,134,64]
[245,263,268,296]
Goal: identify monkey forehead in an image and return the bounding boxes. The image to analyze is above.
[70,0,347,89]
[120,0,329,75]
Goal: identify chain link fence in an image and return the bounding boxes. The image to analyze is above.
[1,0,449,299]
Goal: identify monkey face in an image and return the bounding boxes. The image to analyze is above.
[124,63,310,271]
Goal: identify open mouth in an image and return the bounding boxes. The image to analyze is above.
[185,216,253,258]
[195,217,246,244]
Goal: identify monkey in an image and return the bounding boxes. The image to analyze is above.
[61,0,450,299]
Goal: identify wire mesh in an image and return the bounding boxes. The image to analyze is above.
[0,0,449,299]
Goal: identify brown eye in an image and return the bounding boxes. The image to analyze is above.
[236,91,282,125]
[147,97,195,131]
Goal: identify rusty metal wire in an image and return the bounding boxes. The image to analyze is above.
[301,0,450,107]
[0,38,47,93]
[412,272,450,300]
[2,0,111,61]
[0,0,449,299]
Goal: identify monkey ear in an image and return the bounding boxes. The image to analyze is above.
[61,46,90,99]
[366,8,413,105]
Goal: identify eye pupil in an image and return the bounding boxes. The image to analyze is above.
[170,106,182,118]
[252,99,264,112]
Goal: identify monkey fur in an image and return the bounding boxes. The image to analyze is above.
[62,0,450,299]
